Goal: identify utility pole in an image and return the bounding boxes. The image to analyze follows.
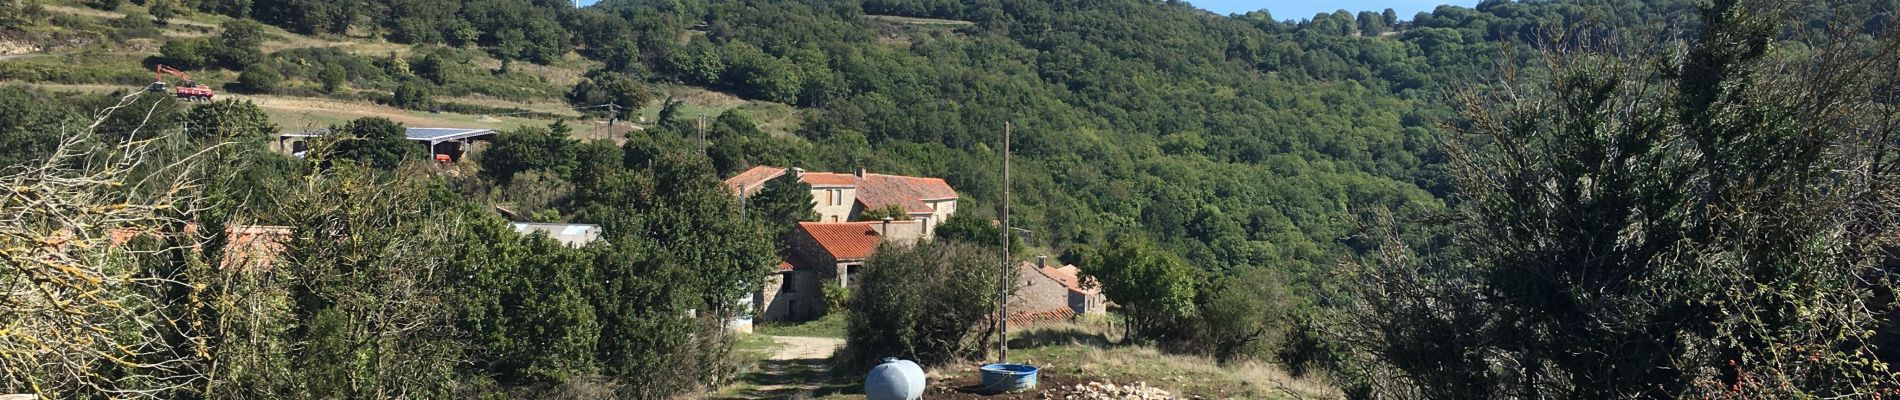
[998,120,1011,364]
[697,115,707,155]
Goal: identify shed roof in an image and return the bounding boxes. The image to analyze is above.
[281,127,498,142]
[512,223,602,247]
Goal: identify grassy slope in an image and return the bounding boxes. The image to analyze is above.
[6,1,801,142]
[721,322,1338,399]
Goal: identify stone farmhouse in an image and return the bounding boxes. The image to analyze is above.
[725,166,959,237]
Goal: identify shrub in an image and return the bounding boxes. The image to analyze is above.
[841,241,1003,368]
[110,11,161,39]
[328,117,415,169]
[391,80,433,110]
[148,0,175,25]
[232,66,281,93]
[158,38,215,70]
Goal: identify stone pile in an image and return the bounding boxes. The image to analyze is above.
[1048,381,1176,400]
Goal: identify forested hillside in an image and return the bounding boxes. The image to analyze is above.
[7,0,1900,398]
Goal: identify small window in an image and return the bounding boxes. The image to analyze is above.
[783,273,796,293]
[831,215,840,222]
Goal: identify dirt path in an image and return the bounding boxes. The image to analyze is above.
[718,336,853,399]
[770,335,843,361]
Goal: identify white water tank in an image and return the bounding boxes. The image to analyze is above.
[864,357,925,400]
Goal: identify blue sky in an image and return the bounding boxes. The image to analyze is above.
[1189,0,1475,20]
[571,0,1476,21]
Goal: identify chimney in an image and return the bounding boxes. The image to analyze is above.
[880,217,893,235]
[1037,255,1048,269]
[854,166,866,178]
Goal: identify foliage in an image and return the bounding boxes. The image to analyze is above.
[183,98,278,142]
[704,109,805,177]
[855,204,910,221]
[842,241,1003,368]
[0,117,204,399]
[327,117,415,169]
[1189,267,1294,362]
[318,62,347,93]
[274,165,462,398]
[744,172,817,241]
[480,122,579,183]
[216,19,267,68]
[391,80,435,110]
[566,71,652,119]
[1340,0,1900,397]
[0,86,87,169]
[158,38,217,70]
[1090,235,1199,342]
[148,0,175,25]
[232,66,282,93]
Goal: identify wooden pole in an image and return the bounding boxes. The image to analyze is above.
[999,120,1011,364]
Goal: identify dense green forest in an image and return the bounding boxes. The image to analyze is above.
[7,0,1900,397]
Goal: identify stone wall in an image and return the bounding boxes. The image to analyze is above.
[1008,262,1072,315]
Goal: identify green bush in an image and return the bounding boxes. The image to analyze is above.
[391,80,433,110]
[158,38,215,70]
[110,11,162,39]
[841,241,1002,368]
[232,66,281,93]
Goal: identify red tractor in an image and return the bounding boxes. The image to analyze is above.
[147,64,215,102]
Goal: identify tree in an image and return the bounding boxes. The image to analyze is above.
[479,123,579,183]
[148,0,175,25]
[275,165,461,398]
[0,87,85,169]
[215,19,266,68]
[1343,0,1900,396]
[318,62,347,93]
[932,212,1022,253]
[842,241,1003,368]
[1191,267,1294,362]
[411,52,449,85]
[184,98,277,142]
[158,38,215,70]
[745,174,817,241]
[0,118,207,399]
[566,72,652,119]
[327,117,415,169]
[1092,234,1199,342]
[391,80,434,110]
[232,66,282,93]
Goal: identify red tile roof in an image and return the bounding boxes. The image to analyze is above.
[855,174,957,214]
[724,166,788,195]
[109,224,289,271]
[797,222,886,261]
[1005,308,1076,326]
[799,172,858,187]
[1023,261,1099,295]
[736,166,960,214]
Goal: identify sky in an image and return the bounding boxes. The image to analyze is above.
[570,0,1478,22]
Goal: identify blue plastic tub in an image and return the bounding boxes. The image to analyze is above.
[978,363,1039,393]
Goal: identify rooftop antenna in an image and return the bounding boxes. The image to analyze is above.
[998,120,1011,364]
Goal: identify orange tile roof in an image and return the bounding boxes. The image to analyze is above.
[797,222,885,261]
[1005,308,1076,326]
[1025,261,1099,295]
[108,224,289,271]
[799,172,858,187]
[724,166,788,195]
[740,166,960,214]
[855,174,957,214]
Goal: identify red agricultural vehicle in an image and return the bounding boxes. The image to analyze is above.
[146,64,215,102]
